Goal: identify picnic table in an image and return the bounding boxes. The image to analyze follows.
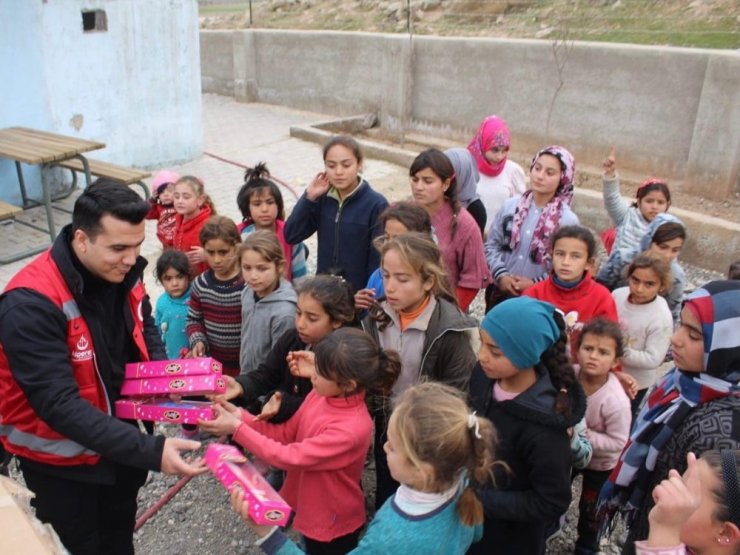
[0,127,105,263]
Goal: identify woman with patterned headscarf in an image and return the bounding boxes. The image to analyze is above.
[467,115,527,234]
[483,145,580,309]
[598,280,740,554]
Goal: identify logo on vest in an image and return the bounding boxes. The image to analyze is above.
[72,335,93,361]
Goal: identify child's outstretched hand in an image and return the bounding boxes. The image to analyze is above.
[287,351,316,378]
[354,288,377,311]
[207,375,244,402]
[198,400,241,436]
[603,147,617,178]
[229,487,274,538]
[647,452,702,548]
[306,171,331,201]
[254,392,282,422]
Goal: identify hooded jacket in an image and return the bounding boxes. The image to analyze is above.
[239,278,297,375]
[468,363,587,555]
[596,213,686,322]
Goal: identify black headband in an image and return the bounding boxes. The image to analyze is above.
[721,449,740,528]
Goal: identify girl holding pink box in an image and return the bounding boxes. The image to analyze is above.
[200,328,401,554]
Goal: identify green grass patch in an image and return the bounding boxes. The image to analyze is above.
[199,3,248,16]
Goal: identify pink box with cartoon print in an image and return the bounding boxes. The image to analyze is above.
[205,443,292,527]
[120,374,227,397]
[124,357,223,379]
[114,399,215,424]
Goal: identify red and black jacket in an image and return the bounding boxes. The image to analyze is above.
[0,226,166,483]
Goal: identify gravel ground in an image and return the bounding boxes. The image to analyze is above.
[6,261,722,555]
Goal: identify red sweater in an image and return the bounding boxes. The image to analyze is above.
[172,205,212,275]
[233,390,372,542]
[523,273,618,358]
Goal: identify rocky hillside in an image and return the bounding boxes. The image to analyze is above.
[199,0,739,48]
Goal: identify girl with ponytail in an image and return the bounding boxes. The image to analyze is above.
[206,327,401,554]
[469,296,587,554]
[230,381,499,555]
[237,161,308,283]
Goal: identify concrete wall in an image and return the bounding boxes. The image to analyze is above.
[0,0,202,205]
[201,29,740,201]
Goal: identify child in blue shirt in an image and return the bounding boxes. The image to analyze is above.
[154,250,192,359]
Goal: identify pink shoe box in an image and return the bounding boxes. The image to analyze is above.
[124,357,223,379]
[120,374,227,397]
[205,443,292,527]
[115,399,215,424]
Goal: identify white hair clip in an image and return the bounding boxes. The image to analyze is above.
[467,411,482,440]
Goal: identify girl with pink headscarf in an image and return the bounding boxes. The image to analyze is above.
[467,115,527,234]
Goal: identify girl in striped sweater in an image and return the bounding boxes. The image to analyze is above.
[186,215,244,376]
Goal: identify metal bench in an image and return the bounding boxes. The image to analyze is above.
[56,157,151,199]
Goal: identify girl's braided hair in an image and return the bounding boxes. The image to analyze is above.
[540,309,579,417]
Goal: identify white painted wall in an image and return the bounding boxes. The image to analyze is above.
[0,0,202,204]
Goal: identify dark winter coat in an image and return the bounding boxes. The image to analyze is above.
[468,363,587,555]
[283,180,388,292]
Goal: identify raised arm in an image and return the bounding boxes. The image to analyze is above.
[283,172,330,244]
[602,148,630,226]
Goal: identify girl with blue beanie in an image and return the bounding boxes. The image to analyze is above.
[468,296,587,555]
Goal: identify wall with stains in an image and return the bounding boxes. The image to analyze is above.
[0,0,202,204]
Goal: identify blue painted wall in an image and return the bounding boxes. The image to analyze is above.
[0,0,202,204]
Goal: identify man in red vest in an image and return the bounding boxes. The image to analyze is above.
[0,180,205,554]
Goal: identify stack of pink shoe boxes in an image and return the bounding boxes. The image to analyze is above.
[205,443,292,526]
[114,358,227,425]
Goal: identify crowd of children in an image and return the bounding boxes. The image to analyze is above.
[137,128,740,555]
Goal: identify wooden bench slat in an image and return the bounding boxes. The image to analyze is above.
[0,200,23,221]
[57,158,151,185]
[13,127,104,150]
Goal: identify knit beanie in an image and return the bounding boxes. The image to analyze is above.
[480,297,560,369]
[152,170,181,196]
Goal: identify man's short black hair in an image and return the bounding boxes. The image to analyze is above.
[72,179,151,240]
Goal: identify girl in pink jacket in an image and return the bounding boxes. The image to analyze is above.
[201,328,401,553]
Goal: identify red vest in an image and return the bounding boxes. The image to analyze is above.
[0,250,150,466]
